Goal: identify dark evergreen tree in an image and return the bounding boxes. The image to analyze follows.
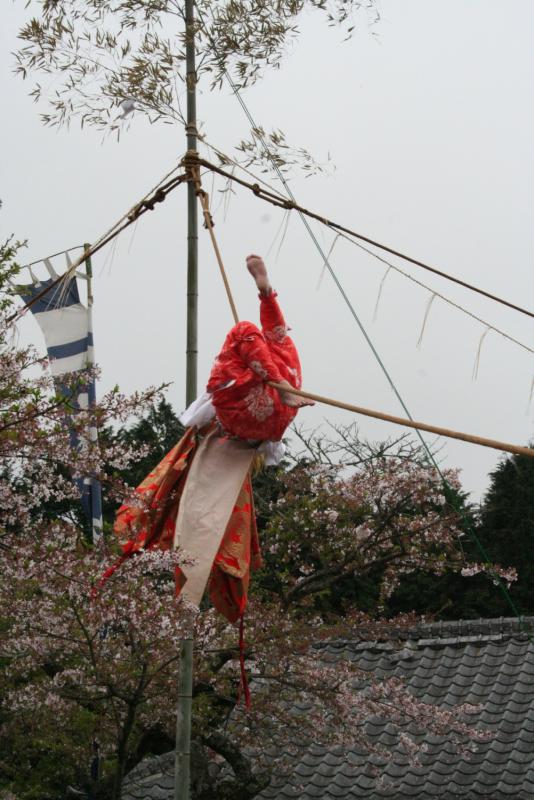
[100,398,185,527]
[111,398,185,488]
[474,451,534,615]
[389,452,534,619]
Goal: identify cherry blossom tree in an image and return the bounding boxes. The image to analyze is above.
[0,240,514,799]
[0,238,175,797]
[259,456,517,612]
[0,240,163,543]
[260,425,517,616]
[1,532,195,798]
[0,532,493,800]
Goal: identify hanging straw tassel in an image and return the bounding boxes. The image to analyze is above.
[373,266,391,322]
[223,166,236,222]
[526,375,534,416]
[417,292,437,349]
[274,211,291,265]
[266,209,290,261]
[472,326,492,381]
[316,233,341,290]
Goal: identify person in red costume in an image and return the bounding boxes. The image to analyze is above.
[107,255,311,632]
[206,253,312,442]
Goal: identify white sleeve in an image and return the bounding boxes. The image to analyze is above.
[179,392,216,428]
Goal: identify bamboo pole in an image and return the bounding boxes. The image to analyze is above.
[175,638,193,800]
[268,382,534,459]
[185,9,198,406]
[197,190,239,324]
[175,0,197,797]
[83,244,104,545]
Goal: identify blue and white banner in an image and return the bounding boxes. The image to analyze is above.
[18,254,103,542]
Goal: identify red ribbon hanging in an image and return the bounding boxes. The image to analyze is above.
[238,612,251,709]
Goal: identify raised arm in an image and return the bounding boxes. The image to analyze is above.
[246,253,287,337]
[245,254,313,409]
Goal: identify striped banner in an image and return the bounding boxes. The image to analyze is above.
[18,253,103,543]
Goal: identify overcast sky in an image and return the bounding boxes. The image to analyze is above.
[2,0,533,502]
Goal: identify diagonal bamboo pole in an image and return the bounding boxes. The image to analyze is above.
[268,382,534,459]
[197,188,239,325]
[190,175,533,463]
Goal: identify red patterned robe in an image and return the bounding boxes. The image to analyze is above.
[112,290,301,623]
[208,290,302,441]
[113,425,261,623]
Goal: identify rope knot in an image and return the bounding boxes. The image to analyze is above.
[143,188,166,212]
[199,192,215,229]
[182,150,200,174]
[128,203,143,222]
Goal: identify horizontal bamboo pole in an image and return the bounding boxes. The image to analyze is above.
[268,382,534,460]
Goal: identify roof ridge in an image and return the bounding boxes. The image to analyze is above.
[320,617,534,649]
[403,616,534,640]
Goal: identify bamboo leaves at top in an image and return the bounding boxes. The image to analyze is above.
[14,0,377,168]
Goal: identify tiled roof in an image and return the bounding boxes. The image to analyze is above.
[122,617,534,800]
[122,753,174,800]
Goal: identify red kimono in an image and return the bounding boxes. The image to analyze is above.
[207,291,302,442]
[109,290,302,625]
[113,425,261,623]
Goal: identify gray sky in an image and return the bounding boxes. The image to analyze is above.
[2,0,533,502]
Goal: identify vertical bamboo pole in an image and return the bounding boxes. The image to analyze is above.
[175,636,193,800]
[175,0,197,797]
[83,243,103,546]
[185,0,198,406]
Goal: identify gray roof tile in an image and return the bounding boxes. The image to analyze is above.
[122,617,534,800]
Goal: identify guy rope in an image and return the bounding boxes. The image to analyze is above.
[185,166,534,462]
[17,158,534,462]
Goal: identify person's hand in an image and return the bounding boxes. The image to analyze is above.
[276,379,315,408]
[246,254,271,294]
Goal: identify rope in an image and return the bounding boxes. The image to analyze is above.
[8,167,188,324]
[238,612,251,709]
[268,382,534,460]
[191,141,527,621]
[339,232,534,358]
[189,140,529,619]
[21,245,86,271]
[194,156,534,320]
[184,145,533,356]
[191,158,529,463]
[199,136,288,205]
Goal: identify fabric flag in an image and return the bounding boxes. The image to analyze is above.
[18,254,103,542]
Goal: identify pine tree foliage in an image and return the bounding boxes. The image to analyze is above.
[475,452,534,614]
